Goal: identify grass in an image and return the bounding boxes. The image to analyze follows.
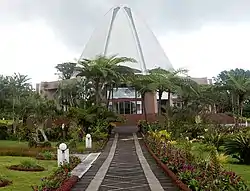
[0,140,58,148]
[0,140,29,148]
[224,163,250,187]
[0,156,57,191]
[177,141,250,187]
[0,140,106,154]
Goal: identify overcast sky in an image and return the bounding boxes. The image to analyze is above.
[1,0,250,85]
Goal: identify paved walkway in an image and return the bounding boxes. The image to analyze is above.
[72,126,178,191]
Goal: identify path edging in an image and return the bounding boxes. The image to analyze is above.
[133,133,164,191]
[55,152,101,191]
[85,133,118,191]
[141,133,191,191]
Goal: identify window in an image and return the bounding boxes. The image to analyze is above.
[112,87,136,98]
[111,101,142,114]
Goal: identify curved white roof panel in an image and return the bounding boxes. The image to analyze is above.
[79,6,173,73]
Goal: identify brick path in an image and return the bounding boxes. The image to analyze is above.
[72,126,179,191]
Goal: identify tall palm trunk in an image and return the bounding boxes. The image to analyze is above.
[95,79,100,105]
[166,89,171,129]
[167,89,171,107]
[235,94,240,127]
[106,84,113,108]
[142,94,148,121]
[158,90,163,115]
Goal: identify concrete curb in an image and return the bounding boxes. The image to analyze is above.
[141,133,191,191]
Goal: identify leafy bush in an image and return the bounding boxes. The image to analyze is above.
[32,156,81,191]
[224,133,250,164]
[42,141,52,148]
[28,139,52,148]
[28,138,37,148]
[41,151,53,160]
[68,139,77,150]
[0,126,9,140]
[138,120,162,133]
[20,159,39,169]
[8,159,45,172]
[91,130,108,141]
[203,130,226,150]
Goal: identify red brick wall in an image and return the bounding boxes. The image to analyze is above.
[118,114,157,126]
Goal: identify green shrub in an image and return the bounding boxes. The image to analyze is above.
[42,141,52,148]
[0,126,9,140]
[32,156,81,191]
[224,133,250,164]
[28,139,37,148]
[28,139,52,148]
[20,159,38,168]
[138,120,162,133]
[91,130,108,141]
[68,139,77,150]
[203,131,226,151]
[41,151,53,160]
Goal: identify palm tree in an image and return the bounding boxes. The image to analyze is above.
[55,62,77,80]
[129,74,155,121]
[147,68,188,114]
[226,71,250,125]
[214,68,250,125]
[76,55,136,106]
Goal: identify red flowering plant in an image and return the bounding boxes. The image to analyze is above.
[145,130,249,191]
[31,156,81,191]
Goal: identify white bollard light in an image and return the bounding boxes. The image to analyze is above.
[246,120,248,127]
[85,134,92,149]
[57,143,69,167]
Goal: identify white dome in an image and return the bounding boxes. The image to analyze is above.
[79,6,173,73]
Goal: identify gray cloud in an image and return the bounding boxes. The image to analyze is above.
[1,0,250,52]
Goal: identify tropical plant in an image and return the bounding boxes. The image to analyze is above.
[76,55,136,105]
[203,130,226,151]
[55,62,77,80]
[224,132,250,164]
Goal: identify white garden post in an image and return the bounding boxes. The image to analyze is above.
[58,143,69,167]
[85,134,92,149]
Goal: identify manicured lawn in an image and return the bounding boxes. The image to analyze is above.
[0,140,58,148]
[0,156,57,191]
[0,140,29,148]
[225,163,250,187]
[0,140,106,153]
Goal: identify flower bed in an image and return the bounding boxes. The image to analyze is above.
[143,140,190,191]
[8,165,45,172]
[143,130,249,191]
[32,156,81,191]
[7,159,45,172]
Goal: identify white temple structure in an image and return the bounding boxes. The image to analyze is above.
[79,5,173,74]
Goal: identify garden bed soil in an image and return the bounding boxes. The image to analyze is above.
[0,179,12,187]
[8,165,45,172]
[142,133,191,191]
